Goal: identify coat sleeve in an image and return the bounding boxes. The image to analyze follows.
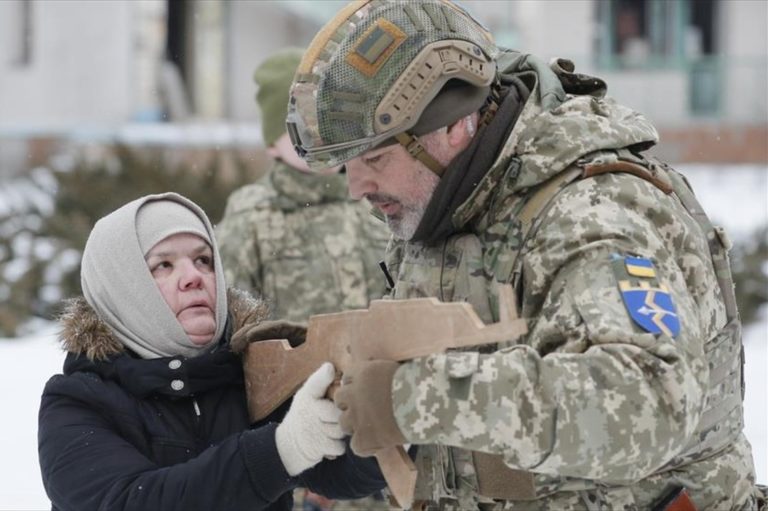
[38,374,296,511]
[390,174,717,484]
[299,439,387,499]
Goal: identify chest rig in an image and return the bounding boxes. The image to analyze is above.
[383,148,744,509]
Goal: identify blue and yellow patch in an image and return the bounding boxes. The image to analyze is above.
[625,255,656,278]
[611,254,680,337]
[618,281,680,337]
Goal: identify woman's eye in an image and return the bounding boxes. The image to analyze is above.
[196,255,213,269]
[151,261,172,273]
[364,155,382,166]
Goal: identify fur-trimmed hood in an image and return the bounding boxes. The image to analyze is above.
[58,288,269,361]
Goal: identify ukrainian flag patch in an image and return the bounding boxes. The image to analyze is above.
[611,254,680,337]
[625,255,656,278]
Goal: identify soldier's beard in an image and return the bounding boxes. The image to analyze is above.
[370,166,440,241]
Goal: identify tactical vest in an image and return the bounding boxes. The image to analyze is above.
[384,150,745,509]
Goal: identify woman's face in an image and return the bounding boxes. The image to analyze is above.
[145,233,217,345]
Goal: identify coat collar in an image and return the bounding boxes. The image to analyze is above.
[57,288,268,398]
[58,288,268,360]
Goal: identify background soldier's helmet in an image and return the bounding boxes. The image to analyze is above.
[287,0,498,170]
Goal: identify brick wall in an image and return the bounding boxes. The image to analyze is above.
[656,125,768,164]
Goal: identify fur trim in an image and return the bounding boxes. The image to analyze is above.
[59,288,269,361]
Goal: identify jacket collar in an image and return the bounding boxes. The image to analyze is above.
[59,288,267,359]
[58,289,268,398]
[269,160,349,210]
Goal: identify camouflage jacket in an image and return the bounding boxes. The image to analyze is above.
[216,161,390,321]
[385,52,759,510]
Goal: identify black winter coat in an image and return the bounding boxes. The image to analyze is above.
[38,290,384,511]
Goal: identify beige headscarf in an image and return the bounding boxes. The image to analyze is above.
[80,192,228,359]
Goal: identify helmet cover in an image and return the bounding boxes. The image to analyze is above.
[287,0,498,170]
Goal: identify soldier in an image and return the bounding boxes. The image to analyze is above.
[285,1,763,509]
[216,47,390,323]
[216,48,392,510]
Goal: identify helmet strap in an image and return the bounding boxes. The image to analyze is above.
[395,131,446,176]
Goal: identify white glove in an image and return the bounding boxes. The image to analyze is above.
[275,362,346,475]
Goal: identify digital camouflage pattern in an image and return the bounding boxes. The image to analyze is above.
[216,160,390,322]
[382,51,760,510]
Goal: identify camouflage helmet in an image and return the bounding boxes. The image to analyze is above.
[287,0,498,171]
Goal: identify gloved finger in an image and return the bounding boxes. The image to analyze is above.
[241,320,307,343]
[302,362,336,399]
[319,421,346,440]
[314,400,342,423]
[229,323,257,353]
[325,438,347,458]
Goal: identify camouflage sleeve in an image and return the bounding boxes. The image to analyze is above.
[391,173,716,483]
[215,184,272,294]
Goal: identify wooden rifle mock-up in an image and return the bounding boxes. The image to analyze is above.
[243,285,528,509]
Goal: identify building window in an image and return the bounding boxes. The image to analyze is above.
[596,0,719,114]
[686,0,720,115]
[3,0,33,67]
[596,0,716,67]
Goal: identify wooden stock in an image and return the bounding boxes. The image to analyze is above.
[243,284,527,509]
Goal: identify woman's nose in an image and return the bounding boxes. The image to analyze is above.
[179,261,203,290]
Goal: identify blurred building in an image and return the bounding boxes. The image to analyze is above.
[0,0,766,178]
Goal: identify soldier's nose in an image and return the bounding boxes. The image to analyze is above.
[345,159,377,200]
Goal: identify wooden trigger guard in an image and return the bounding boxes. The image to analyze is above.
[243,284,527,509]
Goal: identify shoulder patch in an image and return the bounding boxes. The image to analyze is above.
[611,253,680,337]
[624,255,656,278]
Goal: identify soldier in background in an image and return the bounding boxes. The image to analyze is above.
[216,48,392,510]
[217,47,390,322]
[285,1,763,509]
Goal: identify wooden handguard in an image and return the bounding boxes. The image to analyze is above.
[243,284,527,509]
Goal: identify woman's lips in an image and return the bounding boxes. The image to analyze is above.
[179,302,212,317]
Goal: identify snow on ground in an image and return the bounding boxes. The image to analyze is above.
[0,324,63,511]
[0,164,766,510]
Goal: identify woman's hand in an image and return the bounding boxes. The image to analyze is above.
[275,362,346,475]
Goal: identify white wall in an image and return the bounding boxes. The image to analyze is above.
[605,70,690,126]
[225,1,324,122]
[511,0,594,60]
[720,0,768,123]
[1,0,764,132]
[0,0,135,130]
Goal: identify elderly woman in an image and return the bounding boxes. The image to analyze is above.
[37,192,383,511]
